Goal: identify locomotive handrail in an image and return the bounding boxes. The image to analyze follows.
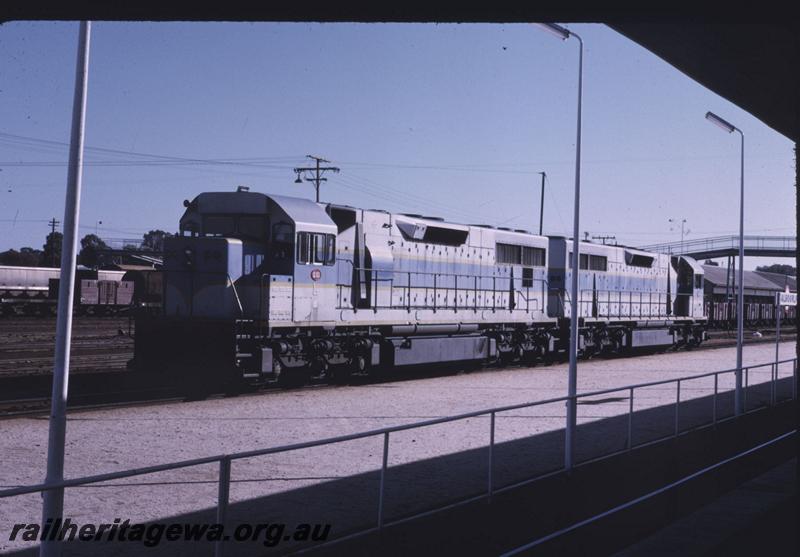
[332,259,548,313]
[2,356,795,501]
[574,290,701,319]
[226,274,244,316]
[335,258,549,282]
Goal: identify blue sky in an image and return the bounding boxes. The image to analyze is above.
[0,21,794,269]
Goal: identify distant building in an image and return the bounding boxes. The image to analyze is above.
[702,265,796,325]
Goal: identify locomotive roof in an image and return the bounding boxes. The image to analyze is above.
[269,194,335,230]
[182,191,335,232]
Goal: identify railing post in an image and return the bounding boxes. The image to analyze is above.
[488,411,495,501]
[433,274,437,313]
[407,272,411,312]
[743,367,748,411]
[378,432,389,528]
[771,363,776,406]
[674,379,680,436]
[474,275,478,311]
[712,373,718,426]
[453,274,458,311]
[215,457,231,557]
[627,387,634,450]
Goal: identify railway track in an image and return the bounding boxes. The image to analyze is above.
[1,332,794,419]
[0,316,132,378]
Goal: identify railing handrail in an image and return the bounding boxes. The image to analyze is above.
[338,258,549,283]
[639,235,796,253]
[2,356,795,500]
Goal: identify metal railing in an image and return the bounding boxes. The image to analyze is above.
[639,235,796,256]
[502,429,797,556]
[1,357,796,555]
[576,290,702,319]
[335,260,548,314]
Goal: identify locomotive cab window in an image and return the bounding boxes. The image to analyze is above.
[297,232,336,266]
[238,216,268,240]
[203,215,235,236]
[695,275,703,289]
[271,222,293,261]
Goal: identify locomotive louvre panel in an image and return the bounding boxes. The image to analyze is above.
[267,275,293,321]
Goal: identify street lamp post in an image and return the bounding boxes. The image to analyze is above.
[41,21,91,557]
[705,111,745,416]
[538,171,546,235]
[535,22,583,470]
[668,218,688,253]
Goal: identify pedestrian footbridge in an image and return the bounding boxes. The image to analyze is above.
[639,235,795,259]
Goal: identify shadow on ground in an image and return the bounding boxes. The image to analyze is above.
[5,377,794,557]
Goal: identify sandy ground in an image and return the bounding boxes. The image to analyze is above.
[0,341,795,554]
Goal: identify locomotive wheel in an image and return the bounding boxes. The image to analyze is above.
[272,358,284,380]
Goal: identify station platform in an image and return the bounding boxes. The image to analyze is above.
[613,457,796,556]
[4,381,793,556]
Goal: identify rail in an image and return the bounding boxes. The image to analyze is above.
[2,357,796,555]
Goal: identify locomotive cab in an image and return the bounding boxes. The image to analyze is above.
[135,189,340,387]
[672,255,705,318]
[161,191,337,323]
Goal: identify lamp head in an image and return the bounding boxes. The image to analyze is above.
[705,111,736,133]
[534,22,570,40]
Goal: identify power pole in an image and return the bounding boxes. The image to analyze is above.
[538,172,546,235]
[592,234,616,245]
[48,218,61,266]
[293,155,340,203]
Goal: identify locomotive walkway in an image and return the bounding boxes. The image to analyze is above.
[638,235,795,259]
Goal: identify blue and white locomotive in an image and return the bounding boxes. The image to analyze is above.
[132,189,706,386]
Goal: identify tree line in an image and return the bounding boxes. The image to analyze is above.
[0,230,172,268]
